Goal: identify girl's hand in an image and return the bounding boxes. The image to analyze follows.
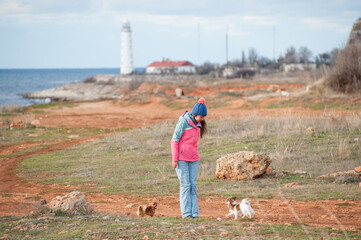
[172,161,178,168]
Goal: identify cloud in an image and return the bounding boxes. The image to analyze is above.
[243,15,276,26]
[0,0,30,15]
[302,18,339,30]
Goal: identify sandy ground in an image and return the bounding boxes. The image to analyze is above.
[1,87,361,232]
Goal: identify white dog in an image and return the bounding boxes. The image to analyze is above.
[225,197,255,220]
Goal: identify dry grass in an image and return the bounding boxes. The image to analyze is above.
[17,113,361,200]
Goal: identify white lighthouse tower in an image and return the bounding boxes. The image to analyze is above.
[120,21,134,75]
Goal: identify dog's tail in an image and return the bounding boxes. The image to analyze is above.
[137,206,144,217]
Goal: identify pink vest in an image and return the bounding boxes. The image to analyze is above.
[171,118,200,162]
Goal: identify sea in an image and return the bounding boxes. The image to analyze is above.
[0,68,145,107]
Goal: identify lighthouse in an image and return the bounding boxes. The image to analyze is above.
[120,21,134,75]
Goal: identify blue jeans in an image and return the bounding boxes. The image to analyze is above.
[175,160,199,218]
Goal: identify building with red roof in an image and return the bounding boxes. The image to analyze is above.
[146,60,196,74]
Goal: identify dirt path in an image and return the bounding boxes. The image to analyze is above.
[15,98,361,129]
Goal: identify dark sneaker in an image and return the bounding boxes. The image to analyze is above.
[192,216,199,219]
[184,216,193,219]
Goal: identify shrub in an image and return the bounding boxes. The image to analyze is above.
[83,76,96,83]
[326,44,361,93]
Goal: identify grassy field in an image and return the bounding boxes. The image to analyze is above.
[17,113,361,200]
[1,213,360,239]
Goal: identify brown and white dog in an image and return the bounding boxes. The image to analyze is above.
[225,197,254,220]
[137,199,157,217]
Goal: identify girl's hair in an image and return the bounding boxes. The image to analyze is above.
[192,114,208,138]
[200,120,207,138]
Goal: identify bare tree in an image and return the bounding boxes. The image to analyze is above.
[284,46,297,63]
[248,48,258,65]
[241,50,247,64]
[258,56,272,68]
[230,59,243,67]
[298,46,313,63]
[317,52,331,65]
[196,61,216,75]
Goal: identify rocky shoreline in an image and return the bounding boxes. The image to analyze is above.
[20,74,203,102]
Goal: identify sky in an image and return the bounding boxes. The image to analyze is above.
[0,0,360,68]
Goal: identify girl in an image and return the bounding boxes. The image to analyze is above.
[171,97,208,219]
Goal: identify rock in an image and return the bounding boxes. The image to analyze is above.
[317,170,361,182]
[125,204,135,208]
[306,127,314,132]
[267,85,280,92]
[0,122,3,127]
[294,170,307,175]
[359,182,361,188]
[354,166,361,173]
[175,88,184,98]
[215,151,272,180]
[31,120,41,128]
[49,191,93,215]
[284,182,299,188]
[27,134,39,137]
[68,135,79,139]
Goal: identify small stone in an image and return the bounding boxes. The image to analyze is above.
[27,133,39,137]
[68,135,79,139]
[354,166,361,173]
[220,232,228,236]
[175,88,184,98]
[284,182,299,188]
[31,120,41,128]
[306,127,314,132]
[190,229,196,234]
[125,204,135,208]
[217,217,223,221]
[359,182,361,188]
[143,235,149,240]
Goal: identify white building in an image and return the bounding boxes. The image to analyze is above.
[120,21,134,75]
[146,60,196,74]
[282,63,316,72]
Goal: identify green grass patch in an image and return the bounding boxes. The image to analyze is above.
[29,101,78,110]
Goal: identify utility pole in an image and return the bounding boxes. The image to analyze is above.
[273,25,276,62]
[226,25,229,65]
[198,23,201,65]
